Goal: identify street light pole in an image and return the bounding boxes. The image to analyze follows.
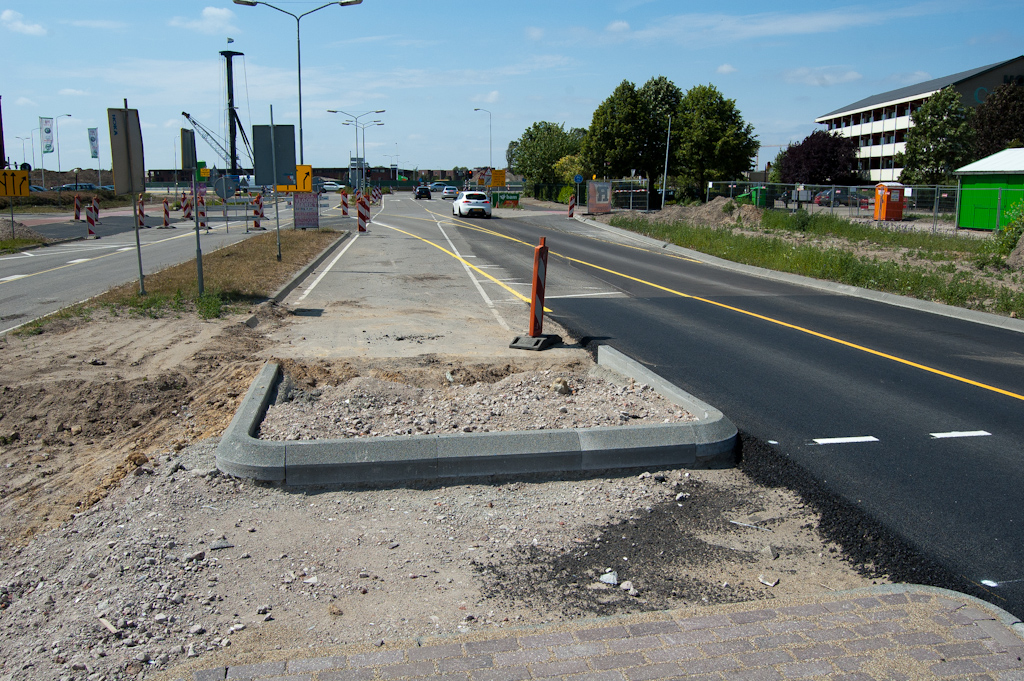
[55,113,71,173]
[233,0,363,165]
[328,109,384,192]
[473,108,492,169]
[14,136,28,166]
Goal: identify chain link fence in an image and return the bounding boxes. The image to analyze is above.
[706,181,965,229]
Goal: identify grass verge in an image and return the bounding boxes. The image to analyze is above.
[610,212,1024,318]
[0,237,48,254]
[15,229,342,335]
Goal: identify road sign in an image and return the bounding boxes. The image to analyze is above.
[214,175,238,200]
[278,164,312,193]
[0,170,30,197]
[490,169,506,187]
[107,107,145,195]
[200,167,211,178]
[574,174,584,184]
[293,192,319,229]
[253,124,296,187]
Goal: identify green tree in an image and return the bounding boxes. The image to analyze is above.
[509,122,585,184]
[637,76,683,181]
[896,86,976,185]
[553,154,587,184]
[674,84,759,197]
[581,80,647,179]
[973,82,1024,159]
[505,140,519,174]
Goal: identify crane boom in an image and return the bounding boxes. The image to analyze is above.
[181,111,231,167]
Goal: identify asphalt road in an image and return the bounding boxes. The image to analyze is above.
[376,197,1024,619]
[0,200,295,334]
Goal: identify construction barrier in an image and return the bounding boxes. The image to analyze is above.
[341,192,348,217]
[74,194,82,221]
[528,237,549,337]
[372,186,382,204]
[253,194,265,230]
[91,196,100,223]
[162,198,170,228]
[357,195,369,232]
[85,205,99,239]
[182,193,193,220]
[198,196,207,230]
[567,193,576,218]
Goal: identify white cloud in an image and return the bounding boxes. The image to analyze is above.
[783,66,862,87]
[169,7,237,35]
[16,96,37,106]
[717,64,737,75]
[59,88,89,96]
[606,20,630,32]
[526,26,544,41]
[1,10,46,36]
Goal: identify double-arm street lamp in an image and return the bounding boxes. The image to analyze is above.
[383,152,399,180]
[473,108,492,170]
[327,109,384,191]
[233,0,363,164]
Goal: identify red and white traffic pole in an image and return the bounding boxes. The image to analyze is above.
[162,198,170,227]
[137,194,147,229]
[528,237,548,337]
[341,191,348,217]
[91,196,100,223]
[567,193,576,218]
[74,194,82,221]
[357,195,369,232]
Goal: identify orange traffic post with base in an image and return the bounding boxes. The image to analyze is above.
[509,237,561,351]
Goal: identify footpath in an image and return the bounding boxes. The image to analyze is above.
[183,586,1023,681]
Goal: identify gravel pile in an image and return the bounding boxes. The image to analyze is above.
[259,369,695,441]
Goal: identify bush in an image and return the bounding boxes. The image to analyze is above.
[995,199,1024,256]
[721,200,736,215]
[557,186,576,205]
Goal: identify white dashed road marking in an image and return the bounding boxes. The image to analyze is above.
[811,436,879,445]
[929,430,991,439]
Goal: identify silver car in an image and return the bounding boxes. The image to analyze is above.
[452,191,492,218]
[441,186,459,200]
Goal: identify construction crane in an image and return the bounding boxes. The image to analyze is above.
[181,111,254,171]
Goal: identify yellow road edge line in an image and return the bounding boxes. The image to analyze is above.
[559,254,1024,403]
[375,221,549,311]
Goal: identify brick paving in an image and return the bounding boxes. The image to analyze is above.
[182,587,1024,681]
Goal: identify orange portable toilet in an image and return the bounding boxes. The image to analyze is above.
[874,182,905,221]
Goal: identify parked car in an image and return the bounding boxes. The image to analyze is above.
[59,182,96,191]
[441,186,458,199]
[321,181,342,191]
[452,191,491,218]
[29,185,46,192]
[414,186,431,200]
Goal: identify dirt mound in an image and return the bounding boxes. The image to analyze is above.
[0,218,54,242]
[611,196,763,229]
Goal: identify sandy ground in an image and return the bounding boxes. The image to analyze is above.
[0,300,890,681]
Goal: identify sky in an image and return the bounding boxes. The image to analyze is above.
[1,0,1021,176]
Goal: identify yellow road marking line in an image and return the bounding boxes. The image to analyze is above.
[375,221,550,311]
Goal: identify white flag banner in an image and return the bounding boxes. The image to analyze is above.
[88,128,99,159]
[40,117,54,154]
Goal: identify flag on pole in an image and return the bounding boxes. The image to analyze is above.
[40,117,54,154]
[88,128,99,159]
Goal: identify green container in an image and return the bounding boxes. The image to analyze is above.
[750,186,767,207]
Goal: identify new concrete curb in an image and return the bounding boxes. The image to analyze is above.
[270,229,352,303]
[216,345,738,485]
[576,215,1024,335]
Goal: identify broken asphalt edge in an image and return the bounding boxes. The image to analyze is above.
[215,344,738,485]
[575,216,1024,336]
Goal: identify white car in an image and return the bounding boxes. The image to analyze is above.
[452,191,491,218]
[321,181,342,191]
[442,186,459,200]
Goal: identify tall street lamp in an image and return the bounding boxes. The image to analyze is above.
[327,109,384,191]
[55,113,71,173]
[347,120,383,191]
[473,108,491,170]
[383,152,399,180]
[14,136,29,166]
[234,0,363,165]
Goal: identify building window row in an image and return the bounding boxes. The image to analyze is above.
[856,130,907,147]
[824,99,926,130]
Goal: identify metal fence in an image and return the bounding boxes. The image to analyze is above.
[611,179,648,211]
[706,181,961,227]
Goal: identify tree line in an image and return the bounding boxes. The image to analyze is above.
[770,82,1024,187]
[506,76,759,200]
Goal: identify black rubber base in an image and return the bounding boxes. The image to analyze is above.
[508,334,561,351]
